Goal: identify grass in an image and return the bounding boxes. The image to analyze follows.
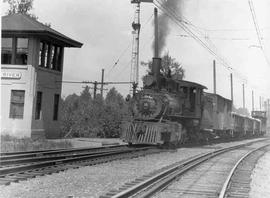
[1,135,73,153]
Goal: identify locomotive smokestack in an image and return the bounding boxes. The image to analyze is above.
[152,7,161,88]
[154,7,159,58]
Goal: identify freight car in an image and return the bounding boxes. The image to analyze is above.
[121,67,264,146]
[120,58,265,146]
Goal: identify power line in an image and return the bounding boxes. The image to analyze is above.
[106,13,154,80]
[248,0,270,67]
[176,34,251,41]
[154,0,247,82]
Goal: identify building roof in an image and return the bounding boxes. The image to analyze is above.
[2,13,83,48]
[176,79,207,90]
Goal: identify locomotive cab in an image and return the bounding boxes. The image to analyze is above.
[142,73,206,120]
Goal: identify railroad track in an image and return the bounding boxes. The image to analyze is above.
[100,139,270,198]
[0,145,130,166]
[219,143,270,198]
[0,145,160,186]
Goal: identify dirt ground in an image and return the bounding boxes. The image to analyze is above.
[49,138,126,148]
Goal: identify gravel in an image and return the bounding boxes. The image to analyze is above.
[249,151,270,198]
[0,138,265,198]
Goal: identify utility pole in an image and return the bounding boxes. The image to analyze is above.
[101,68,104,98]
[252,90,254,111]
[93,81,97,99]
[230,73,233,103]
[213,60,216,94]
[242,83,245,109]
[260,96,262,110]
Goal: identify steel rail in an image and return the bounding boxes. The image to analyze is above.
[0,147,154,177]
[100,139,268,198]
[0,147,132,166]
[218,143,270,198]
[0,145,127,160]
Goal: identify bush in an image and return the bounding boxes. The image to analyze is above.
[60,87,131,138]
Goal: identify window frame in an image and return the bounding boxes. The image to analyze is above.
[1,37,29,65]
[1,37,13,64]
[9,90,25,119]
[38,41,63,71]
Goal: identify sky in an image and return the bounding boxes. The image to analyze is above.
[2,0,270,112]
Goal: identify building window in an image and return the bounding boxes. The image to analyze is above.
[44,43,49,68]
[35,91,42,120]
[9,90,25,119]
[56,47,63,71]
[54,46,61,70]
[39,42,44,66]
[50,45,55,69]
[15,38,28,65]
[53,94,60,120]
[1,38,13,64]
[38,42,63,71]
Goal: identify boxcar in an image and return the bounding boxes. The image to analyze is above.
[201,93,233,138]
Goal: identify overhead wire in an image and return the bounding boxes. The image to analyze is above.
[154,0,250,81]
[156,0,270,100]
[106,13,154,80]
[248,0,270,67]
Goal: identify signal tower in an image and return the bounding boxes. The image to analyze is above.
[130,0,152,93]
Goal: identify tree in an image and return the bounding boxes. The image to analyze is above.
[59,94,80,137]
[60,86,130,138]
[141,51,185,80]
[102,87,129,137]
[79,86,92,104]
[105,87,124,108]
[4,0,37,18]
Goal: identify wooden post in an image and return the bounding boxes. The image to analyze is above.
[230,73,233,103]
[94,81,97,99]
[242,83,245,109]
[213,60,216,94]
[101,69,104,98]
[252,90,254,111]
[260,96,262,110]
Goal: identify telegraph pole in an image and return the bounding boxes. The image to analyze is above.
[242,83,245,109]
[213,60,216,94]
[93,81,97,99]
[260,96,262,110]
[101,68,104,98]
[230,73,233,103]
[252,90,254,111]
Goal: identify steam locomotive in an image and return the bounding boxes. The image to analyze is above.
[121,7,266,146]
[121,57,267,146]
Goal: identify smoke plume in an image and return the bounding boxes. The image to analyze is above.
[153,0,183,56]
